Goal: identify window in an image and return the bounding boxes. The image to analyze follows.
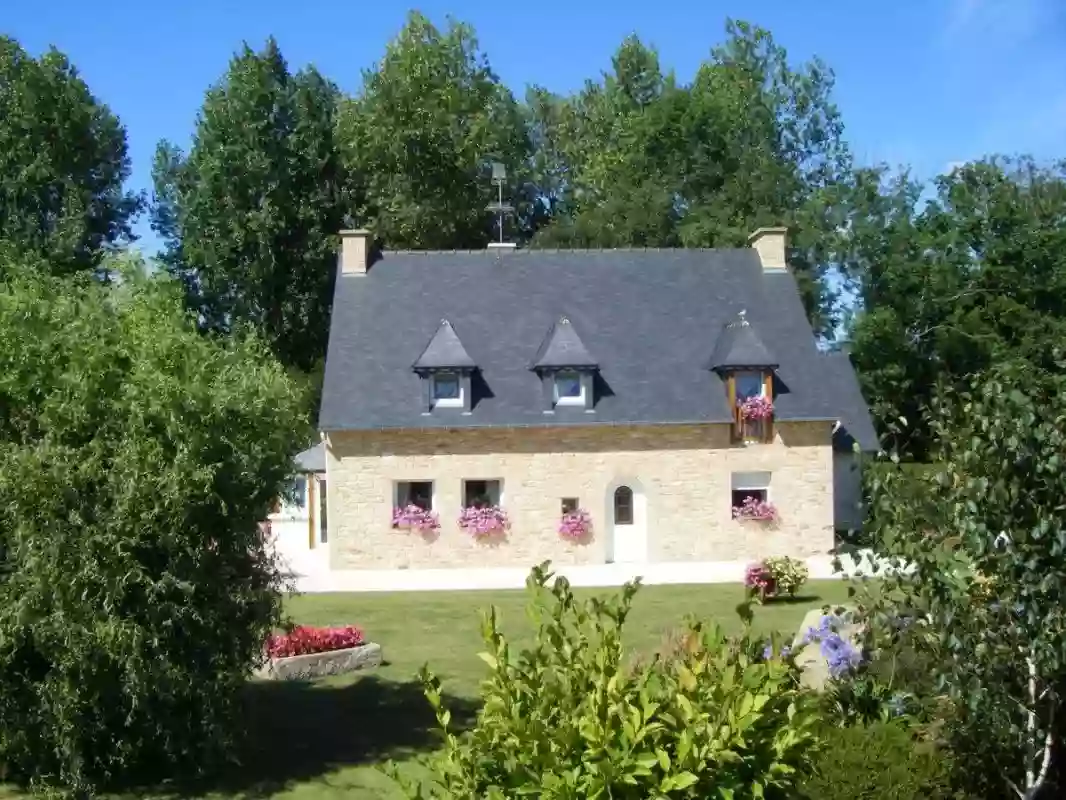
[431,372,462,407]
[272,476,307,517]
[734,370,766,400]
[463,479,502,508]
[553,370,585,406]
[561,497,579,514]
[731,471,770,508]
[613,486,634,525]
[395,480,433,510]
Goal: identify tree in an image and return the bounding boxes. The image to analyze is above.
[858,357,1066,797]
[337,11,532,249]
[0,36,142,273]
[846,158,1066,461]
[0,247,306,794]
[152,37,350,373]
[528,21,854,334]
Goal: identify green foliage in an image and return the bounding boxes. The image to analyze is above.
[528,20,854,334]
[152,37,350,372]
[0,36,142,273]
[0,250,306,795]
[798,720,958,800]
[761,556,809,597]
[388,562,821,798]
[854,357,1066,798]
[337,12,532,250]
[846,158,1066,460]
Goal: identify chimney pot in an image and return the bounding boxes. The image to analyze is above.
[747,226,789,272]
[339,229,371,275]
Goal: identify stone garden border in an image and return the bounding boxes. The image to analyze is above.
[255,641,383,681]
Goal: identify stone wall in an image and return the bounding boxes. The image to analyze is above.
[324,422,834,570]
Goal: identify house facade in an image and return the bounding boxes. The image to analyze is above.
[303,227,877,591]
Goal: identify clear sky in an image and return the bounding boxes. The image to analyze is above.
[4,0,1065,251]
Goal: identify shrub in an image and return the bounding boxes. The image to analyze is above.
[388,562,823,798]
[265,625,365,658]
[762,555,808,596]
[798,720,959,799]
[0,258,305,795]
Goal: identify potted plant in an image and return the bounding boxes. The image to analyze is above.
[392,504,440,534]
[458,505,509,538]
[558,508,593,542]
[732,495,779,522]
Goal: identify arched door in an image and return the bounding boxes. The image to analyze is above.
[608,484,647,563]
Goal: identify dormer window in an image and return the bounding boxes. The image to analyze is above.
[531,317,598,413]
[431,372,463,407]
[553,370,585,405]
[709,311,777,444]
[413,319,477,413]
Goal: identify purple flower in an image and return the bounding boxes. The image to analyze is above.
[762,643,774,660]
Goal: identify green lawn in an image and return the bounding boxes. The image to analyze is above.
[3,579,852,799]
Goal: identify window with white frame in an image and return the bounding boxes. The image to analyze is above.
[394,480,434,510]
[431,372,463,407]
[271,476,308,517]
[553,370,585,406]
[730,471,771,507]
[463,479,502,509]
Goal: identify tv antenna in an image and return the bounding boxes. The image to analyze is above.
[485,161,515,246]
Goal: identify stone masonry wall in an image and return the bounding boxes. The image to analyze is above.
[325,422,834,570]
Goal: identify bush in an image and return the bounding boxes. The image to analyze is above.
[745,555,809,599]
[798,720,959,799]
[0,257,306,795]
[389,562,823,798]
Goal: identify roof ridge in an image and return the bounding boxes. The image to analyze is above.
[380,247,747,255]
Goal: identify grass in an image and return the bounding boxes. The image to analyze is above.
[2,579,852,799]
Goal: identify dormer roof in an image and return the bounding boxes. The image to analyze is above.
[531,316,598,370]
[709,310,778,370]
[412,319,476,371]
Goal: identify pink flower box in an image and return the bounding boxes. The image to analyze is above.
[558,508,593,541]
[732,496,779,522]
[392,504,440,533]
[458,505,509,537]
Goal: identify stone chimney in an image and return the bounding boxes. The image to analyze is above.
[747,227,789,272]
[339,229,371,275]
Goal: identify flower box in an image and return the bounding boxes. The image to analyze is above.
[392,504,440,534]
[732,496,778,522]
[256,625,382,681]
[458,505,509,538]
[739,395,773,420]
[558,508,593,541]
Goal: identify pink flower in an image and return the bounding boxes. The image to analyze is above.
[265,625,365,658]
[558,508,593,541]
[732,496,778,522]
[739,395,774,421]
[392,504,440,533]
[458,505,509,537]
[745,562,775,593]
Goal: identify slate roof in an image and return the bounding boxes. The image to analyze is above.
[532,317,598,369]
[319,248,878,451]
[294,442,325,473]
[412,319,476,370]
[709,312,777,369]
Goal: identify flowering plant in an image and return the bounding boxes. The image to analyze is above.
[265,625,365,658]
[762,555,809,596]
[392,504,440,533]
[458,505,509,537]
[745,562,775,596]
[732,495,778,522]
[739,395,773,420]
[799,614,863,678]
[558,508,593,541]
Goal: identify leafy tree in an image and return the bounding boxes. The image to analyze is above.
[0,247,306,794]
[0,36,142,273]
[337,11,532,249]
[857,357,1066,798]
[152,37,350,372]
[846,158,1066,461]
[528,21,854,334]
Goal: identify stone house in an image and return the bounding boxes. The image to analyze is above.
[301,227,877,591]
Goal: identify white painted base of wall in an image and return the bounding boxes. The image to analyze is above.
[289,550,891,593]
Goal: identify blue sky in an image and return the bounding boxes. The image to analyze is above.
[4,0,1066,252]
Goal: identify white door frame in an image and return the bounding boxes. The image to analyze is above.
[606,479,648,564]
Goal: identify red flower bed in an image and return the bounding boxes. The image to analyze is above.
[265,625,365,658]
